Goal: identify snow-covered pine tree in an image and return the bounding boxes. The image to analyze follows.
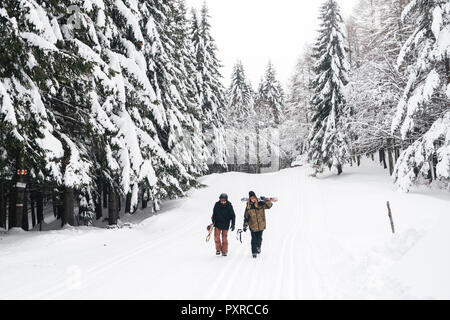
[225,61,255,171]
[74,0,162,220]
[0,0,64,229]
[259,62,284,128]
[227,61,254,126]
[392,0,450,191]
[252,64,285,171]
[0,0,107,228]
[190,4,227,169]
[169,0,210,178]
[283,45,315,164]
[307,0,351,176]
[140,0,202,198]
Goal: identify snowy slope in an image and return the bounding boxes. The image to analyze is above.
[0,160,449,299]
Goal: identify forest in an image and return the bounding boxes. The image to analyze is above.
[0,0,449,232]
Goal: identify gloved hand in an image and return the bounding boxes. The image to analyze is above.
[243,228,247,232]
[231,226,235,232]
[260,196,266,201]
[207,225,212,232]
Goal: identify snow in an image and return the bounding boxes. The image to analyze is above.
[20,32,58,52]
[61,134,92,188]
[0,80,17,126]
[113,0,144,42]
[0,160,449,299]
[23,0,58,44]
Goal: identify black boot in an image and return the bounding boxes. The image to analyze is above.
[252,253,257,259]
[216,250,221,256]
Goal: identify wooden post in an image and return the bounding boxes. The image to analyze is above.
[387,201,395,234]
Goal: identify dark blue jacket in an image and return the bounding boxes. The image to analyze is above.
[212,201,236,230]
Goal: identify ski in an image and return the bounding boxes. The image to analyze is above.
[206,223,214,242]
[240,197,278,202]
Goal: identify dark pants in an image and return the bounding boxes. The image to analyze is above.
[251,231,263,254]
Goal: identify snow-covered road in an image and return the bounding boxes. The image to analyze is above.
[1,161,449,299]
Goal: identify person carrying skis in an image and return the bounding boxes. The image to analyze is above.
[211,193,236,257]
[243,191,273,258]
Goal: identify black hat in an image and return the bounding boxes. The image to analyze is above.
[219,193,228,200]
[249,191,256,198]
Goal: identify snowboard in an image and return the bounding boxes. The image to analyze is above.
[240,197,278,202]
[206,224,214,242]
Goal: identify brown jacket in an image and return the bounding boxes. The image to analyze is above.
[243,200,273,232]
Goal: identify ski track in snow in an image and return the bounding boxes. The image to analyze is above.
[1,163,449,299]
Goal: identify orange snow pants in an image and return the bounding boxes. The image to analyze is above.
[214,228,229,253]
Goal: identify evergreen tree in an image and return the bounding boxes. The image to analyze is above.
[227,61,254,126]
[307,0,351,176]
[0,0,231,229]
[190,4,227,168]
[258,62,284,128]
[392,0,450,191]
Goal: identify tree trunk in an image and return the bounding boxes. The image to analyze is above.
[337,164,343,176]
[13,172,26,230]
[37,191,44,230]
[52,192,58,217]
[30,191,36,228]
[233,137,238,172]
[95,181,103,220]
[394,148,400,162]
[445,57,450,85]
[256,125,261,174]
[125,193,131,214]
[387,138,395,176]
[61,186,74,227]
[142,189,148,209]
[103,183,108,209]
[357,155,361,167]
[379,149,387,169]
[371,153,374,161]
[8,188,15,229]
[433,153,438,180]
[245,136,250,173]
[108,191,119,225]
[22,190,29,231]
[0,182,5,229]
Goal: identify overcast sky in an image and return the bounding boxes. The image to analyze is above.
[185,0,359,89]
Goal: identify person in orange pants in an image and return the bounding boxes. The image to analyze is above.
[212,193,236,257]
